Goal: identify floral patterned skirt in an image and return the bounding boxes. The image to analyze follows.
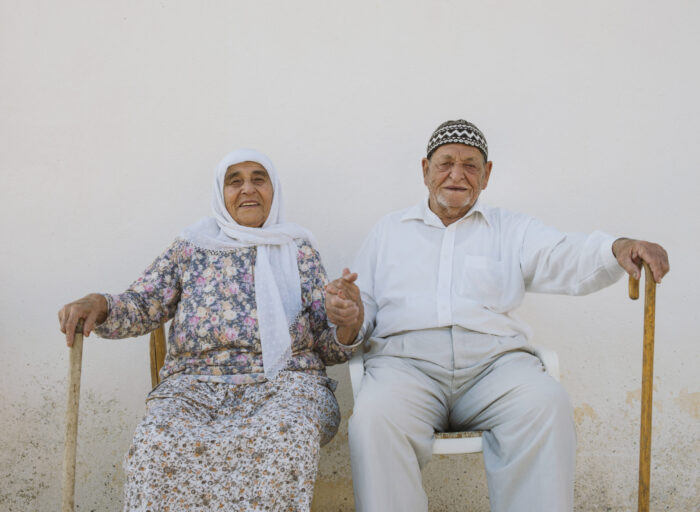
[123,371,340,511]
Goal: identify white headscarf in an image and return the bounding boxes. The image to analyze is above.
[180,149,317,380]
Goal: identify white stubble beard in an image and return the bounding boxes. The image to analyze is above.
[436,188,473,211]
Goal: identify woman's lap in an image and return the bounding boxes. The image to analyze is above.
[123,371,340,511]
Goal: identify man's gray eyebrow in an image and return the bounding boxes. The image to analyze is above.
[448,156,480,163]
[437,155,479,162]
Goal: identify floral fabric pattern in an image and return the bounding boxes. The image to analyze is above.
[95,238,354,384]
[124,372,340,511]
[93,238,357,511]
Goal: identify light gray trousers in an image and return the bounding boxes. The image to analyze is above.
[348,327,575,512]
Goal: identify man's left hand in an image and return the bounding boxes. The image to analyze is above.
[612,238,670,283]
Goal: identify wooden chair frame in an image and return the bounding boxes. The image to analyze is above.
[149,324,167,387]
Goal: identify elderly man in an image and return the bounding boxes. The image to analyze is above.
[325,119,669,512]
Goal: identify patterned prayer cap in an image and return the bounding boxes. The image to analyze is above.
[426,119,488,161]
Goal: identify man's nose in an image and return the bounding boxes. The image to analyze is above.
[449,165,466,180]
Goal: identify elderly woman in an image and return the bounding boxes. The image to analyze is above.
[58,149,360,511]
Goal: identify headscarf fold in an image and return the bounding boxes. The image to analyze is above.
[180,149,316,380]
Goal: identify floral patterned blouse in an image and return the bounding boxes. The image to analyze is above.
[94,238,355,384]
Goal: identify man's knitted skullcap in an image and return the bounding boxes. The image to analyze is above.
[426,119,488,161]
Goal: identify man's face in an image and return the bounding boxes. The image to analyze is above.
[422,143,492,225]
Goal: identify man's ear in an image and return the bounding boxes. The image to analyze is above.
[421,158,430,183]
[481,161,493,189]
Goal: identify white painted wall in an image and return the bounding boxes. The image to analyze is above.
[1,1,698,510]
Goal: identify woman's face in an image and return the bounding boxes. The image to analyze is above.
[223,161,274,227]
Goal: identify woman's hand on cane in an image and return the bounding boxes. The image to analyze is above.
[58,294,108,347]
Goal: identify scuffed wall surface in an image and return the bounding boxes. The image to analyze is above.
[1,342,148,511]
[1,334,697,511]
[3,372,697,511]
[1,390,129,511]
[1,1,698,511]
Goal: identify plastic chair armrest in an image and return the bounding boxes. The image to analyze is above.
[531,345,560,381]
[348,350,365,400]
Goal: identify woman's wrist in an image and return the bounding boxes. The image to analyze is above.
[87,293,109,325]
[335,324,362,346]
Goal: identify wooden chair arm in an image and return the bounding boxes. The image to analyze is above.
[149,324,167,388]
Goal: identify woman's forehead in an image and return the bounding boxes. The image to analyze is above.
[225,161,269,178]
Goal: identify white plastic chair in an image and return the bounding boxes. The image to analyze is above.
[348,345,560,454]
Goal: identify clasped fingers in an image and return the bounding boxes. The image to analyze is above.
[325,294,361,326]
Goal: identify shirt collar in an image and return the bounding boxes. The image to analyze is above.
[401,197,491,228]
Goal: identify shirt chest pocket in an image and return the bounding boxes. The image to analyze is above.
[455,255,507,309]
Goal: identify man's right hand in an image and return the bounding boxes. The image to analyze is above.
[325,268,364,345]
[58,293,108,347]
[612,238,670,283]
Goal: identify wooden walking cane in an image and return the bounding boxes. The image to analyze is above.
[62,320,84,512]
[628,262,656,512]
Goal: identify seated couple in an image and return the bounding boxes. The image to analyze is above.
[59,120,669,512]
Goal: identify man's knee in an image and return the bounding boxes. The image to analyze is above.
[349,387,396,437]
[349,381,433,450]
[522,378,574,431]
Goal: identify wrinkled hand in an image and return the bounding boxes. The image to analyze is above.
[58,293,108,347]
[612,238,670,283]
[325,268,364,345]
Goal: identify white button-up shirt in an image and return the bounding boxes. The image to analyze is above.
[354,198,625,341]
